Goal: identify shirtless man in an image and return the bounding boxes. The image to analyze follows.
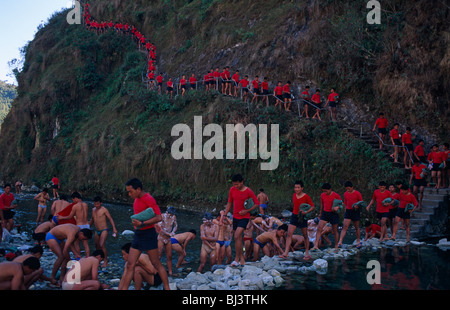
[33,215,56,245]
[13,245,57,287]
[170,230,197,269]
[157,206,177,275]
[0,257,41,290]
[62,250,108,290]
[120,243,162,290]
[262,215,283,231]
[50,195,70,215]
[213,211,232,265]
[257,189,269,215]
[45,223,92,285]
[34,188,51,225]
[252,224,288,261]
[56,192,90,256]
[198,212,218,273]
[89,196,118,267]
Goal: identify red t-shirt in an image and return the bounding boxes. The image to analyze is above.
[292,193,314,215]
[283,84,290,93]
[372,189,392,213]
[301,90,310,100]
[52,177,59,185]
[189,77,197,84]
[366,224,381,235]
[261,81,269,90]
[239,79,249,88]
[375,117,388,129]
[232,74,240,83]
[402,133,412,144]
[398,192,417,209]
[428,151,445,164]
[133,193,161,230]
[252,80,259,89]
[321,191,341,212]
[328,92,339,102]
[414,145,425,157]
[0,193,14,210]
[390,128,400,139]
[411,164,426,180]
[274,86,283,96]
[167,81,174,88]
[311,93,321,104]
[180,79,186,85]
[156,75,163,83]
[344,190,363,210]
[228,187,259,220]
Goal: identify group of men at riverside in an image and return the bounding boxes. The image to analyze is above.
[1,161,447,291]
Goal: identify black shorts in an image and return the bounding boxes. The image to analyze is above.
[283,93,291,100]
[232,218,249,230]
[405,144,414,151]
[344,209,360,222]
[2,210,15,220]
[378,128,387,135]
[431,163,442,171]
[376,211,389,220]
[396,208,410,220]
[190,84,196,89]
[181,85,186,89]
[393,139,401,146]
[32,232,46,241]
[413,178,427,187]
[253,88,260,95]
[320,211,339,225]
[388,208,397,219]
[52,184,59,189]
[328,101,337,108]
[131,228,158,252]
[167,86,173,92]
[262,89,269,95]
[289,213,308,229]
[158,82,163,87]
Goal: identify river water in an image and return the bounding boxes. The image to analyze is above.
[2,191,450,290]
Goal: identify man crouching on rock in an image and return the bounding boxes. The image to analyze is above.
[62,250,109,290]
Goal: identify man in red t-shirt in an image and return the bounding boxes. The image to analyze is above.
[0,184,17,234]
[402,127,414,169]
[273,81,284,109]
[366,181,392,241]
[373,112,388,150]
[312,183,341,251]
[300,86,311,118]
[239,76,250,103]
[231,70,240,97]
[260,77,269,107]
[280,180,314,260]
[251,76,260,104]
[390,123,401,163]
[223,174,259,266]
[51,175,60,199]
[119,178,169,290]
[311,89,322,120]
[325,88,339,121]
[338,181,363,247]
[282,81,292,111]
[189,74,197,90]
[428,144,446,189]
[364,222,381,241]
[410,161,427,210]
[392,184,418,241]
[179,75,187,97]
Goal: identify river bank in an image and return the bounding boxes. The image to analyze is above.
[1,191,450,290]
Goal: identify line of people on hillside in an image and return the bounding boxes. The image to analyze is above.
[372,112,449,189]
[81,3,341,121]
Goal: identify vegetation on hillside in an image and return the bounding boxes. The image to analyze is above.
[0,0,445,214]
[0,81,17,127]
